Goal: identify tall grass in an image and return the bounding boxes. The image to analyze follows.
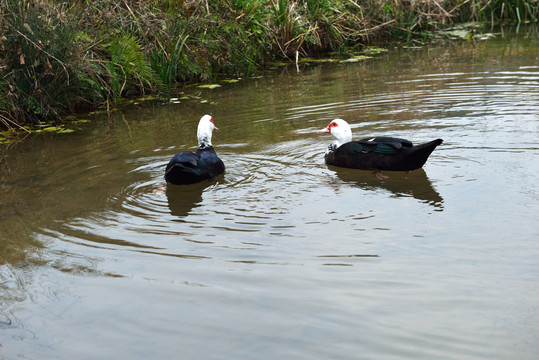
[459,0,539,23]
[0,0,77,125]
[0,0,537,129]
[151,33,189,91]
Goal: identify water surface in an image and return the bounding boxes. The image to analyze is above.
[1,26,538,359]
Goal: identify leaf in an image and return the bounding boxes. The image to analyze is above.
[23,23,34,35]
[44,58,53,75]
[341,55,372,63]
[42,126,61,132]
[17,43,25,65]
[441,29,472,40]
[70,119,90,125]
[197,84,221,89]
[57,128,76,134]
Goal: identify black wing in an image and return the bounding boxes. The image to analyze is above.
[357,136,413,149]
[165,151,199,175]
[336,137,412,156]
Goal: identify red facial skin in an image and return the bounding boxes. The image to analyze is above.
[320,121,338,133]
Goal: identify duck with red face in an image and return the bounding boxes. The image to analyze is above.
[165,115,225,185]
[320,118,443,171]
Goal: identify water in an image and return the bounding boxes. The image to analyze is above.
[1,27,538,359]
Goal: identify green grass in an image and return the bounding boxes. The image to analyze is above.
[0,0,537,129]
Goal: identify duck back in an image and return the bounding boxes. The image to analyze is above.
[165,147,225,185]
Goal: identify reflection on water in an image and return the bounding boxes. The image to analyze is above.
[329,167,444,209]
[0,25,538,359]
[165,182,205,217]
[166,178,223,217]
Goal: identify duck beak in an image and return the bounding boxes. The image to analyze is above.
[319,126,330,133]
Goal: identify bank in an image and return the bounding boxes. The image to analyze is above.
[0,0,537,134]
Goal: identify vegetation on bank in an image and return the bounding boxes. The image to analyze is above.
[0,0,537,130]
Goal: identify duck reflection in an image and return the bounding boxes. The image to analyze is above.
[329,167,444,209]
[166,178,222,217]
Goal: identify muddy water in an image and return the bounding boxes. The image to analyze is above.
[1,27,538,359]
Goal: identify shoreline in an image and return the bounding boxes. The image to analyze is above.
[0,1,537,133]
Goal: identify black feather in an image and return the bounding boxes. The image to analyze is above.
[325,138,443,171]
[165,146,225,185]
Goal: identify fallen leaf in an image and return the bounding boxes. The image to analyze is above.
[23,23,34,35]
[16,43,25,65]
[197,84,221,89]
[44,57,53,75]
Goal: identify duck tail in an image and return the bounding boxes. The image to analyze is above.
[419,139,443,151]
[405,139,443,170]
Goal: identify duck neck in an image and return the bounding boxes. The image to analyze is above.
[197,125,213,149]
[335,132,352,147]
[198,137,212,149]
[326,142,337,155]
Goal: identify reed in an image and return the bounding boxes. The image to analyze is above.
[462,0,539,23]
[0,0,536,129]
[151,33,189,91]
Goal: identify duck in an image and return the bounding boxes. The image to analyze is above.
[319,119,443,171]
[165,115,225,185]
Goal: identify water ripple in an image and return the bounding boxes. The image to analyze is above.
[5,36,538,360]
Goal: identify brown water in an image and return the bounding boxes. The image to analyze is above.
[1,26,538,359]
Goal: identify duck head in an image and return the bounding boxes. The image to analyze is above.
[197,114,218,148]
[319,118,352,148]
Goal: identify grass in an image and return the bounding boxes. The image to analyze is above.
[0,0,537,129]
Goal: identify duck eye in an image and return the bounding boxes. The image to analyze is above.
[331,122,337,127]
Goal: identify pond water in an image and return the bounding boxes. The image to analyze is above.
[1,26,538,359]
